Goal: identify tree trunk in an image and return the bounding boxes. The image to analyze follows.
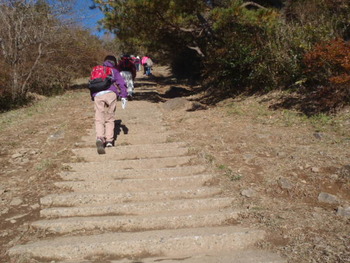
[11,63,19,100]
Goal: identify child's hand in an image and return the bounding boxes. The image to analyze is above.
[121,98,127,109]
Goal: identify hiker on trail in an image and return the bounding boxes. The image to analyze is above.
[145,57,153,76]
[141,55,149,75]
[91,55,128,154]
[134,56,141,71]
[142,55,153,76]
[117,54,136,97]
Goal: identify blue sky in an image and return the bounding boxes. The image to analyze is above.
[74,0,106,37]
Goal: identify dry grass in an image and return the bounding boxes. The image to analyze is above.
[163,88,350,263]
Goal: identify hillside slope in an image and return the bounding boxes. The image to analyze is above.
[0,67,349,262]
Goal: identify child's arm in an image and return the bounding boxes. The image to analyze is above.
[112,68,128,98]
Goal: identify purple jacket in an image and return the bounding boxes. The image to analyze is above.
[91,61,128,98]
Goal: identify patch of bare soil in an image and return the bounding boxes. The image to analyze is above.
[155,66,350,263]
[0,90,92,262]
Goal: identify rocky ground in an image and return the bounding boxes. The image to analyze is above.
[0,66,349,262]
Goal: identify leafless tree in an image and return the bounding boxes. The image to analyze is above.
[0,0,73,99]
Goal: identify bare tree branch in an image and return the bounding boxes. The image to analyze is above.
[0,0,75,98]
[240,1,267,10]
[196,12,215,38]
[21,43,42,94]
[152,10,209,57]
[187,45,205,57]
[0,37,6,58]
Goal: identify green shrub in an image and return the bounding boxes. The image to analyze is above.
[203,0,350,101]
[0,92,32,112]
[203,1,282,98]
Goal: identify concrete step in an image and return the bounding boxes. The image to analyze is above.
[115,113,163,120]
[54,174,214,193]
[8,226,265,261]
[75,147,189,161]
[65,156,197,171]
[93,124,167,135]
[117,120,165,127]
[77,141,187,150]
[40,197,234,218]
[115,109,163,117]
[83,128,168,136]
[31,209,240,234]
[119,120,164,126]
[134,90,158,94]
[80,132,172,146]
[60,250,286,263]
[40,187,222,207]
[59,165,207,181]
[72,142,189,161]
[90,127,168,137]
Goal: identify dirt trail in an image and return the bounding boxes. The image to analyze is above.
[4,71,286,262]
[1,67,349,263]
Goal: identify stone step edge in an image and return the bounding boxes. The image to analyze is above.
[53,174,215,189]
[72,149,191,162]
[40,187,222,207]
[58,165,208,180]
[62,157,199,171]
[63,155,197,167]
[8,226,265,261]
[73,141,188,150]
[82,132,176,138]
[54,249,287,263]
[31,209,241,234]
[40,197,235,218]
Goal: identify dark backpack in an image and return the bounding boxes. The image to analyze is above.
[88,65,113,93]
[119,59,134,72]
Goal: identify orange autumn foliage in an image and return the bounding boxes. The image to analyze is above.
[303,38,350,85]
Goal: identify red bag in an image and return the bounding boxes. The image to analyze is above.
[88,65,113,93]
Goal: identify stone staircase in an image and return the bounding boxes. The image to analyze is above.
[8,88,286,262]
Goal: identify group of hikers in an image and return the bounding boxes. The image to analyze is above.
[132,55,154,76]
[88,54,154,154]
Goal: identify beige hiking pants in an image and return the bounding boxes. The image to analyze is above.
[94,92,117,142]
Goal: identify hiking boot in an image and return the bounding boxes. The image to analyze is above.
[105,141,113,147]
[96,138,105,154]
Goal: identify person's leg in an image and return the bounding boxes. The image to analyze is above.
[125,71,133,96]
[120,71,132,97]
[94,95,106,140]
[129,78,134,96]
[94,95,107,154]
[104,92,117,144]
